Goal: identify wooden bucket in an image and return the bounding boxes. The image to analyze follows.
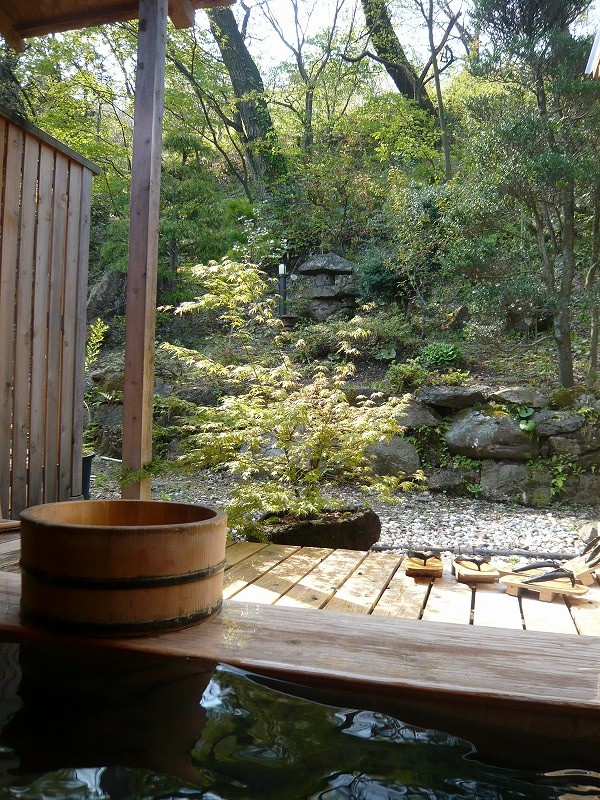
[19,499,227,635]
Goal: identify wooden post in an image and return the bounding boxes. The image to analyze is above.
[122,0,168,499]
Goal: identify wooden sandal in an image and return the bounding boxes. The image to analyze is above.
[405,549,443,578]
[452,556,499,584]
[499,573,589,602]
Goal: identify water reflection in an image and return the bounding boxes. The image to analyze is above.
[0,644,593,800]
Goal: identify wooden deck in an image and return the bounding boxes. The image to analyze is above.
[2,533,600,635]
[222,540,600,636]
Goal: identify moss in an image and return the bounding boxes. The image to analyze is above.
[550,385,587,409]
[481,403,510,418]
[527,489,552,508]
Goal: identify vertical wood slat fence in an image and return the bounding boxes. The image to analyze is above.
[0,107,99,519]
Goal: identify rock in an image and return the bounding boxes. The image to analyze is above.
[578,422,600,452]
[305,272,358,299]
[547,436,584,458]
[87,270,126,319]
[428,467,479,495]
[564,474,600,506]
[489,386,549,407]
[442,305,470,332]
[366,436,421,477]
[178,384,223,407]
[307,298,357,321]
[480,461,552,506]
[154,378,173,398]
[90,367,125,393]
[291,253,359,322]
[417,385,486,409]
[480,461,528,503]
[92,402,123,429]
[547,421,600,458]
[532,410,585,436]
[296,253,355,275]
[576,449,600,470]
[257,507,381,550]
[395,398,442,429]
[445,409,539,461]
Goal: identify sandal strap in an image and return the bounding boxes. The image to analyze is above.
[583,535,600,557]
[456,556,490,571]
[584,543,600,566]
[523,568,575,587]
[407,549,441,564]
[513,560,559,573]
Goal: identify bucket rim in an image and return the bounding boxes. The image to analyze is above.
[20,499,227,530]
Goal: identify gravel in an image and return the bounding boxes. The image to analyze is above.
[91,457,598,560]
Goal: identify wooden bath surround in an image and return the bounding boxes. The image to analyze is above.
[0,534,598,765]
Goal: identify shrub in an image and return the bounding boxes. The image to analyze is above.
[288,306,418,362]
[177,362,406,536]
[382,360,428,394]
[419,341,462,368]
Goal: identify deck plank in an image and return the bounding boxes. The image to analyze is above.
[231,547,333,605]
[223,544,300,599]
[472,583,523,630]
[275,548,367,609]
[0,534,20,555]
[421,565,472,625]
[371,567,429,619]
[224,541,268,568]
[520,593,579,635]
[564,585,600,636]
[324,552,402,615]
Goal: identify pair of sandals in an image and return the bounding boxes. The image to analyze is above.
[498,536,600,601]
[404,549,499,583]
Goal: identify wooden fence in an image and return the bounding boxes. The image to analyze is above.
[0,107,99,518]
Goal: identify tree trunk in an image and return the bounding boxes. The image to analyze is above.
[304,88,314,153]
[586,184,600,387]
[0,50,25,116]
[360,0,436,115]
[426,0,451,180]
[554,181,575,387]
[208,8,284,189]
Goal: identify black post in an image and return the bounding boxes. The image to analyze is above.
[278,263,287,317]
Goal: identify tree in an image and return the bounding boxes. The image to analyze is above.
[257,0,351,153]
[0,46,26,115]
[207,7,285,191]
[466,0,600,387]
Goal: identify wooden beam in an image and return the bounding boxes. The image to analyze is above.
[0,9,25,52]
[168,0,195,28]
[0,573,599,765]
[121,0,168,499]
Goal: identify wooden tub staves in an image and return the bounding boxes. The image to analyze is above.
[19,500,227,635]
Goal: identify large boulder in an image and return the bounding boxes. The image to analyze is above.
[564,474,600,506]
[547,422,600,459]
[428,467,479,495]
[480,461,552,506]
[87,270,126,319]
[367,436,421,477]
[532,410,585,436]
[445,409,539,461]
[489,386,550,408]
[395,398,442,429]
[417,385,487,409]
